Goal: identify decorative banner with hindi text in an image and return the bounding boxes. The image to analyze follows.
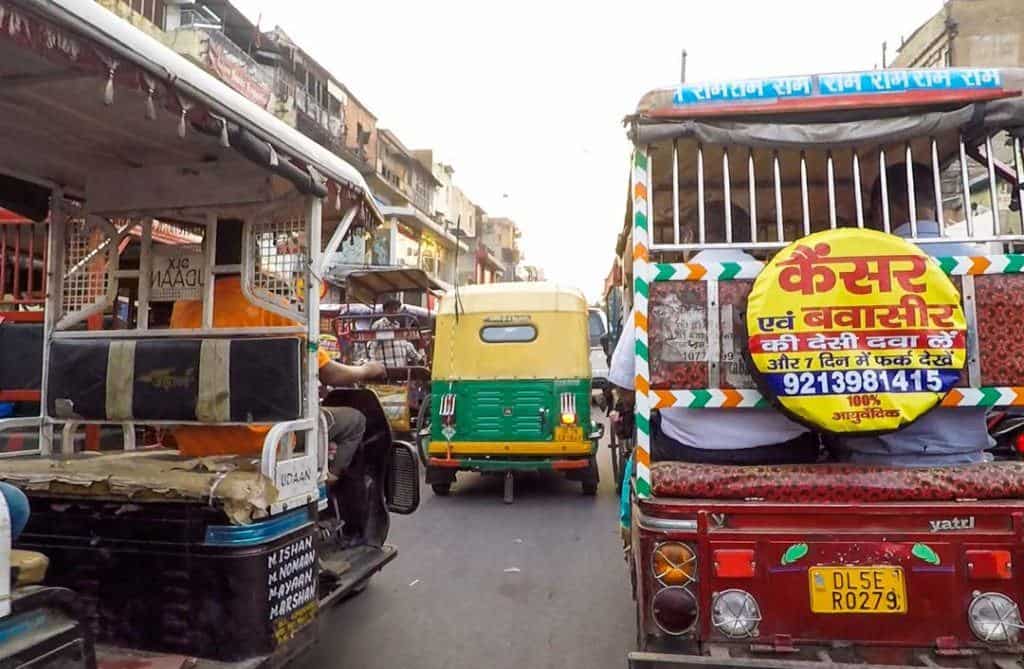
[746,229,966,433]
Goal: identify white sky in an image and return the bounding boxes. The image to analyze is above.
[232,0,944,301]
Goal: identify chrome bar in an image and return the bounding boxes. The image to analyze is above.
[773,151,784,242]
[201,212,217,329]
[137,218,152,329]
[959,135,975,237]
[52,326,307,339]
[706,280,720,387]
[723,147,732,243]
[625,233,1024,253]
[636,511,698,532]
[879,148,891,233]
[962,276,981,387]
[826,151,837,229]
[799,151,810,236]
[853,151,865,228]
[930,138,945,236]
[986,134,1001,236]
[748,149,757,243]
[1015,136,1024,236]
[697,144,705,244]
[672,139,680,246]
[906,144,918,238]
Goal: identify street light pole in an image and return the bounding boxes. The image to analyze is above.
[681,49,687,83]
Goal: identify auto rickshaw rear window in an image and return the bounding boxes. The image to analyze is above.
[480,325,537,343]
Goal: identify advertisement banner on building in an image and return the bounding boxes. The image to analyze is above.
[205,30,272,109]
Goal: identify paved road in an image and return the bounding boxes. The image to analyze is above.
[298,426,634,669]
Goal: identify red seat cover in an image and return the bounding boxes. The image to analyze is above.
[651,461,1024,502]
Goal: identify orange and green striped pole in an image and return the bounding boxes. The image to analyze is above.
[632,148,652,499]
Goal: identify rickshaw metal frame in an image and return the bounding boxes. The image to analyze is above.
[0,0,382,513]
[0,3,424,666]
[622,67,1024,669]
[628,68,1024,500]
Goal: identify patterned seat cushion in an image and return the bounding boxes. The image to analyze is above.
[651,460,1024,502]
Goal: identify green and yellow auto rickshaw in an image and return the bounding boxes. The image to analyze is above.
[417,282,603,502]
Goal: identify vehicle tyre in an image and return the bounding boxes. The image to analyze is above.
[581,455,599,495]
[415,394,431,467]
[431,483,451,496]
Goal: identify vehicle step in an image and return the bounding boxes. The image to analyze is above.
[318,544,397,608]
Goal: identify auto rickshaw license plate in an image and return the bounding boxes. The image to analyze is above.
[809,566,906,614]
[554,426,583,442]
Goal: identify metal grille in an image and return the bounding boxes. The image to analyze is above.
[0,220,46,307]
[61,217,115,319]
[248,215,308,318]
[387,444,420,515]
[649,131,1024,252]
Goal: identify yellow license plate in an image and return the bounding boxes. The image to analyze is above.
[809,566,906,614]
[554,426,583,442]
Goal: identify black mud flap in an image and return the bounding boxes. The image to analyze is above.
[386,441,420,515]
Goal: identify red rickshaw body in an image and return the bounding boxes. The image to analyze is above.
[632,463,1024,665]
[624,68,1024,668]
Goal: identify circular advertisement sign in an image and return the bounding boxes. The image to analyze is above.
[746,228,966,433]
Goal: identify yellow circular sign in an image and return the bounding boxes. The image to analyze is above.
[746,228,966,433]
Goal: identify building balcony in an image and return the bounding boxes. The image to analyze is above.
[94,0,166,39]
[295,106,345,154]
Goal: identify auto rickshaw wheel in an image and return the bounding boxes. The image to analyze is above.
[581,455,599,495]
[431,483,451,496]
[415,393,431,467]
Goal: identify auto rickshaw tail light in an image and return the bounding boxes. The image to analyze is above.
[713,549,756,578]
[966,550,1013,580]
[440,393,456,427]
[652,586,698,636]
[652,542,697,586]
[560,393,577,425]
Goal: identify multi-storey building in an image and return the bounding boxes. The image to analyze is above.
[892,0,1024,232]
[368,132,464,294]
[95,0,537,291]
[411,152,503,286]
[481,216,522,281]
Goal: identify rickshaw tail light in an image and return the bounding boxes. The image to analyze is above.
[713,549,756,578]
[966,550,1013,580]
[651,587,698,636]
[439,393,456,426]
[652,542,697,587]
[559,393,577,425]
[968,593,1022,643]
[1015,432,1024,455]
